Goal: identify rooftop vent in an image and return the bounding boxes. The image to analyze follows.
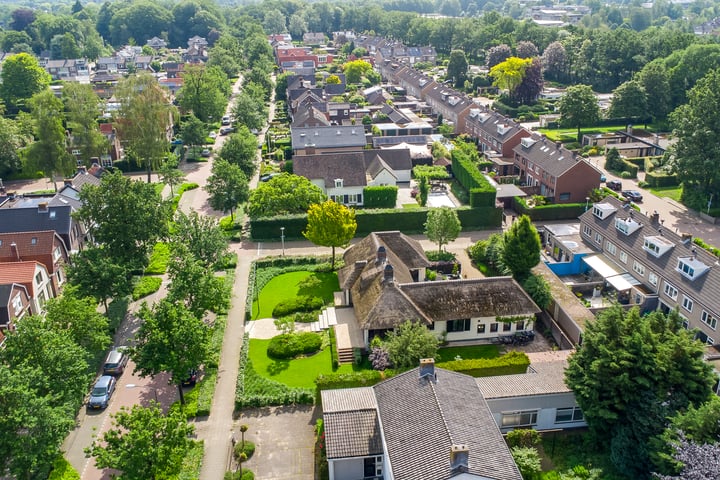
[419,358,435,379]
[450,445,469,472]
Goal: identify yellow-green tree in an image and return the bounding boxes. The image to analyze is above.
[489,57,532,95]
[303,200,357,269]
[342,59,372,84]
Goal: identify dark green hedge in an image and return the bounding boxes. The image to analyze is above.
[363,186,398,208]
[513,197,586,221]
[249,207,502,239]
[436,351,530,377]
[451,149,496,207]
[623,157,646,171]
[272,295,324,317]
[315,370,387,392]
[267,332,323,359]
[645,172,678,187]
[621,160,638,178]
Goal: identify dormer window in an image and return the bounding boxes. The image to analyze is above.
[334,179,343,188]
[643,236,674,258]
[615,217,641,236]
[676,256,710,280]
[593,203,617,220]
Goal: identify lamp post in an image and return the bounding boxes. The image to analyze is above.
[585,197,590,211]
[280,227,285,256]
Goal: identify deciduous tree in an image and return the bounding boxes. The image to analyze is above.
[86,402,194,480]
[248,173,326,219]
[502,215,540,281]
[303,200,357,270]
[66,247,132,311]
[557,84,600,143]
[446,50,469,88]
[170,211,228,269]
[385,320,438,369]
[0,53,51,113]
[177,64,229,123]
[62,82,109,165]
[180,114,206,148]
[0,116,26,177]
[44,287,111,357]
[231,91,266,132]
[166,245,229,318]
[158,158,186,197]
[486,44,512,69]
[608,80,648,121]
[424,207,461,252]
[204,158,249,220]
[542,41,567,83]
[220,126,257,178]
[343,59,373,84]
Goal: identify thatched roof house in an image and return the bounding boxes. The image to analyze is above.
[338,231,540,344]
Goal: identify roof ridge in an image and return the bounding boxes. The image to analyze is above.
[429,375,455,446]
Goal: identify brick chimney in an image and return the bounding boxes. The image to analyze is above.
[10,242,20,261]
[450,445,469,472]
[376,246,387,265]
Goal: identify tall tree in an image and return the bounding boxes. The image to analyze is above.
[114,73,176,182]
[424,207,461,252]
[566,307,714,476]
[231,91,267,131]
[446,50,469,88]
[303,200,357,270]
[131,299,210,404]
[516,41,539,59]
[247,173,327,218]
[44,287,111,356]
[608,80,648,121]
[513,57,544,105]
[158,158,186,197]
[66,247,132,311]
[219,126,257,178]
[0,53,51,113]
[86,402,194,480]
[670,69,720,201]
[542,41,567,83]
[177,64,229,122]
[62,82,109,165]
[0,116,26,176]
[637,62,671,121]
[342,59,373,84]
[502,215,541,281]
[25,90,74,191]
[170,211,228,269]
[486,44,512,68]
[204,158,249,220]
[180,114,206,148]
[557,84,600,143]
[76,172,172,270]
[166,245,229,319]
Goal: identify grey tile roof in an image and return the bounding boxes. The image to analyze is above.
[322,387,377,412]
[424,85,475,114]
[291,126,367,150]
[468,108,529,143]
[476,359,571,399]
[0,203,72,237]
[324,410,383,459]
[580,196,720,318]
[366,155,397,181]
[513,134,589,178]
[374,368,522,480]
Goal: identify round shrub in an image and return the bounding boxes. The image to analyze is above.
[271,295,324,317]
[224,470,254,480]
[234,440,256,460]
[267,332,323,359]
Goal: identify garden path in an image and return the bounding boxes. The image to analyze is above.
[245,318,314,339]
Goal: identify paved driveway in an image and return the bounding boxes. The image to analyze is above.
[239,406,319,480]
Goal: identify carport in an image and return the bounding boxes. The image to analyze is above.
[495,183,527,209]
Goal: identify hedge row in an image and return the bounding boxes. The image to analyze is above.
[644,171,678,187]
[249,206,502,240]
[236,333,314,408]
[271,295,324,317]
[620,160,638,178]
[363,186,398,208]
[436,351,530,377]
[513,197,586,221]
[315,370,387,394]
[451,148,496,207]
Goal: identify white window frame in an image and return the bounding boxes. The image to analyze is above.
[682,295,694,313]
[619,251,628,264]
[12,294,23,315]
[555,407,584,424]
[663,282,678,300]
[501,410,538,428]
[582,225,591,237]
[701,311,717,330]
[605,241,616,255]
[648,272,658,286]
[632,261,645,276]
[594,232,602,245]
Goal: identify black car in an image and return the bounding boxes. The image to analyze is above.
[622,190,643,202]
[607,179,622,191]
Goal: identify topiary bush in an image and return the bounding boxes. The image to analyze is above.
[234,440,256,460]
[267,332,323,359]
[271,295,324,317]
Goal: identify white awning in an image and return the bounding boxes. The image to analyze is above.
[606,273,641,292]
[582,254,621,279]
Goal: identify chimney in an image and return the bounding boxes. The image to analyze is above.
[450,445,469,472]
[77,165,87,175]
[64,178,73,187]
[419,358,435,379]
[650,210,660,225]
[10,242,20,261]
[382,264,394,284]
[681,232,693,244]
[555,141,562,150]
[38,202,49,213]
[376,246,387,265]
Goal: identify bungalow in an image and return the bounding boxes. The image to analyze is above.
[145,36,167,51]
[322,358,523,480]
[290,126,368,155]
[0,283,31,333]
[0,261,54,314]
[337,231,540,345]
[512,134,602,204]
[0,230,70,296]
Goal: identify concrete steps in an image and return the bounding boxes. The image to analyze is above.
[311,307,337,332]
[337,348,355,364]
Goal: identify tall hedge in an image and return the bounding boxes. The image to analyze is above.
[644,172,678,187]
[451,148,496,207]
[437,351,530,377]
[513,197,586,221]
[363,186,398,208]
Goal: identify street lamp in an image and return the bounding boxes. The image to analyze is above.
[585,197,590,211]
[280,227,285,256]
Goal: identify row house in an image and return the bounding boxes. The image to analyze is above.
[394,67,436,99]
[0,283,31,337]
[44,58,89,81]
[424,83,475,134]
[513,134,602,204]
[579,195,720,346]
[0,261,55,315]
[466,108,532,175]
[376,45,437,65]
[0,230,70,297]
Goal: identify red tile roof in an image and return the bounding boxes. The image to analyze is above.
[0,261,42,296]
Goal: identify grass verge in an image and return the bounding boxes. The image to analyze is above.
[132,276,162,301]
[145,242,170,274]
[177,440,204,480]
[435,344,500,362]
[649,185,682,202]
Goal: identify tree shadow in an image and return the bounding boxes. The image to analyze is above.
[266,358,290,375]
[296,272,339,303]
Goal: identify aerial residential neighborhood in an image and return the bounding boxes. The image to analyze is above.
[1,0,720,479]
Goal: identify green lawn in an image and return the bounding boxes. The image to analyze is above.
[538,125,657,143]
[249,337,354,388]
[436,344,500,362]
[251,271,339,320]
[649,185,683,202]
[402,203,421,209]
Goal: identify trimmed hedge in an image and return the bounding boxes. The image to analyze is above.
[451,148,496,207]
[620,160,638,178]
[271,295,324,317]
[132,276,162,300]
[363,186,398,208]
[267,332,323,359]
[645,171,678,187]
[315,370,387,393]
[249,206,501,239]
[513,197,585,221]
[437,351,530,377]
[145,242,170,274]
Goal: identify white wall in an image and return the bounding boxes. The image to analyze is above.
[327,186,365,206]
[367,169,397,187]
[329,457,365,480]
[432,315,535,342]
[485,393,587,432]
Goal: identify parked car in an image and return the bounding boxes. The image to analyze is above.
[600,174,607,183]
[607,180,622,191]
[209,131,217,139]
[219,126,234,135]
[182,369,198,387]
[622,190,643,202]
[221,115,231,125]
[201,148,211,157]
[103,347,128,376]
[260,173,281,182]
[88,375,116,410]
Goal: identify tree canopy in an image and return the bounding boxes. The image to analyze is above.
[204,158,249,220]
[502,215,541,281]
[248,173,326,219]
[424,207,461,252]
[303,200,357,269]
[220,126,257,178]
[557,84,600,142]
[385,320,438,369]
[0,53,51,113]
[608,80,648,120]
[177,64,229,122]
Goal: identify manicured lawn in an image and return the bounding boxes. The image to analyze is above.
[249,337,354,388]
[649,185,682,202]
[538,125,658,143]
[251,271,339,319]
[402,203,421,209]
[436,344,500,363]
